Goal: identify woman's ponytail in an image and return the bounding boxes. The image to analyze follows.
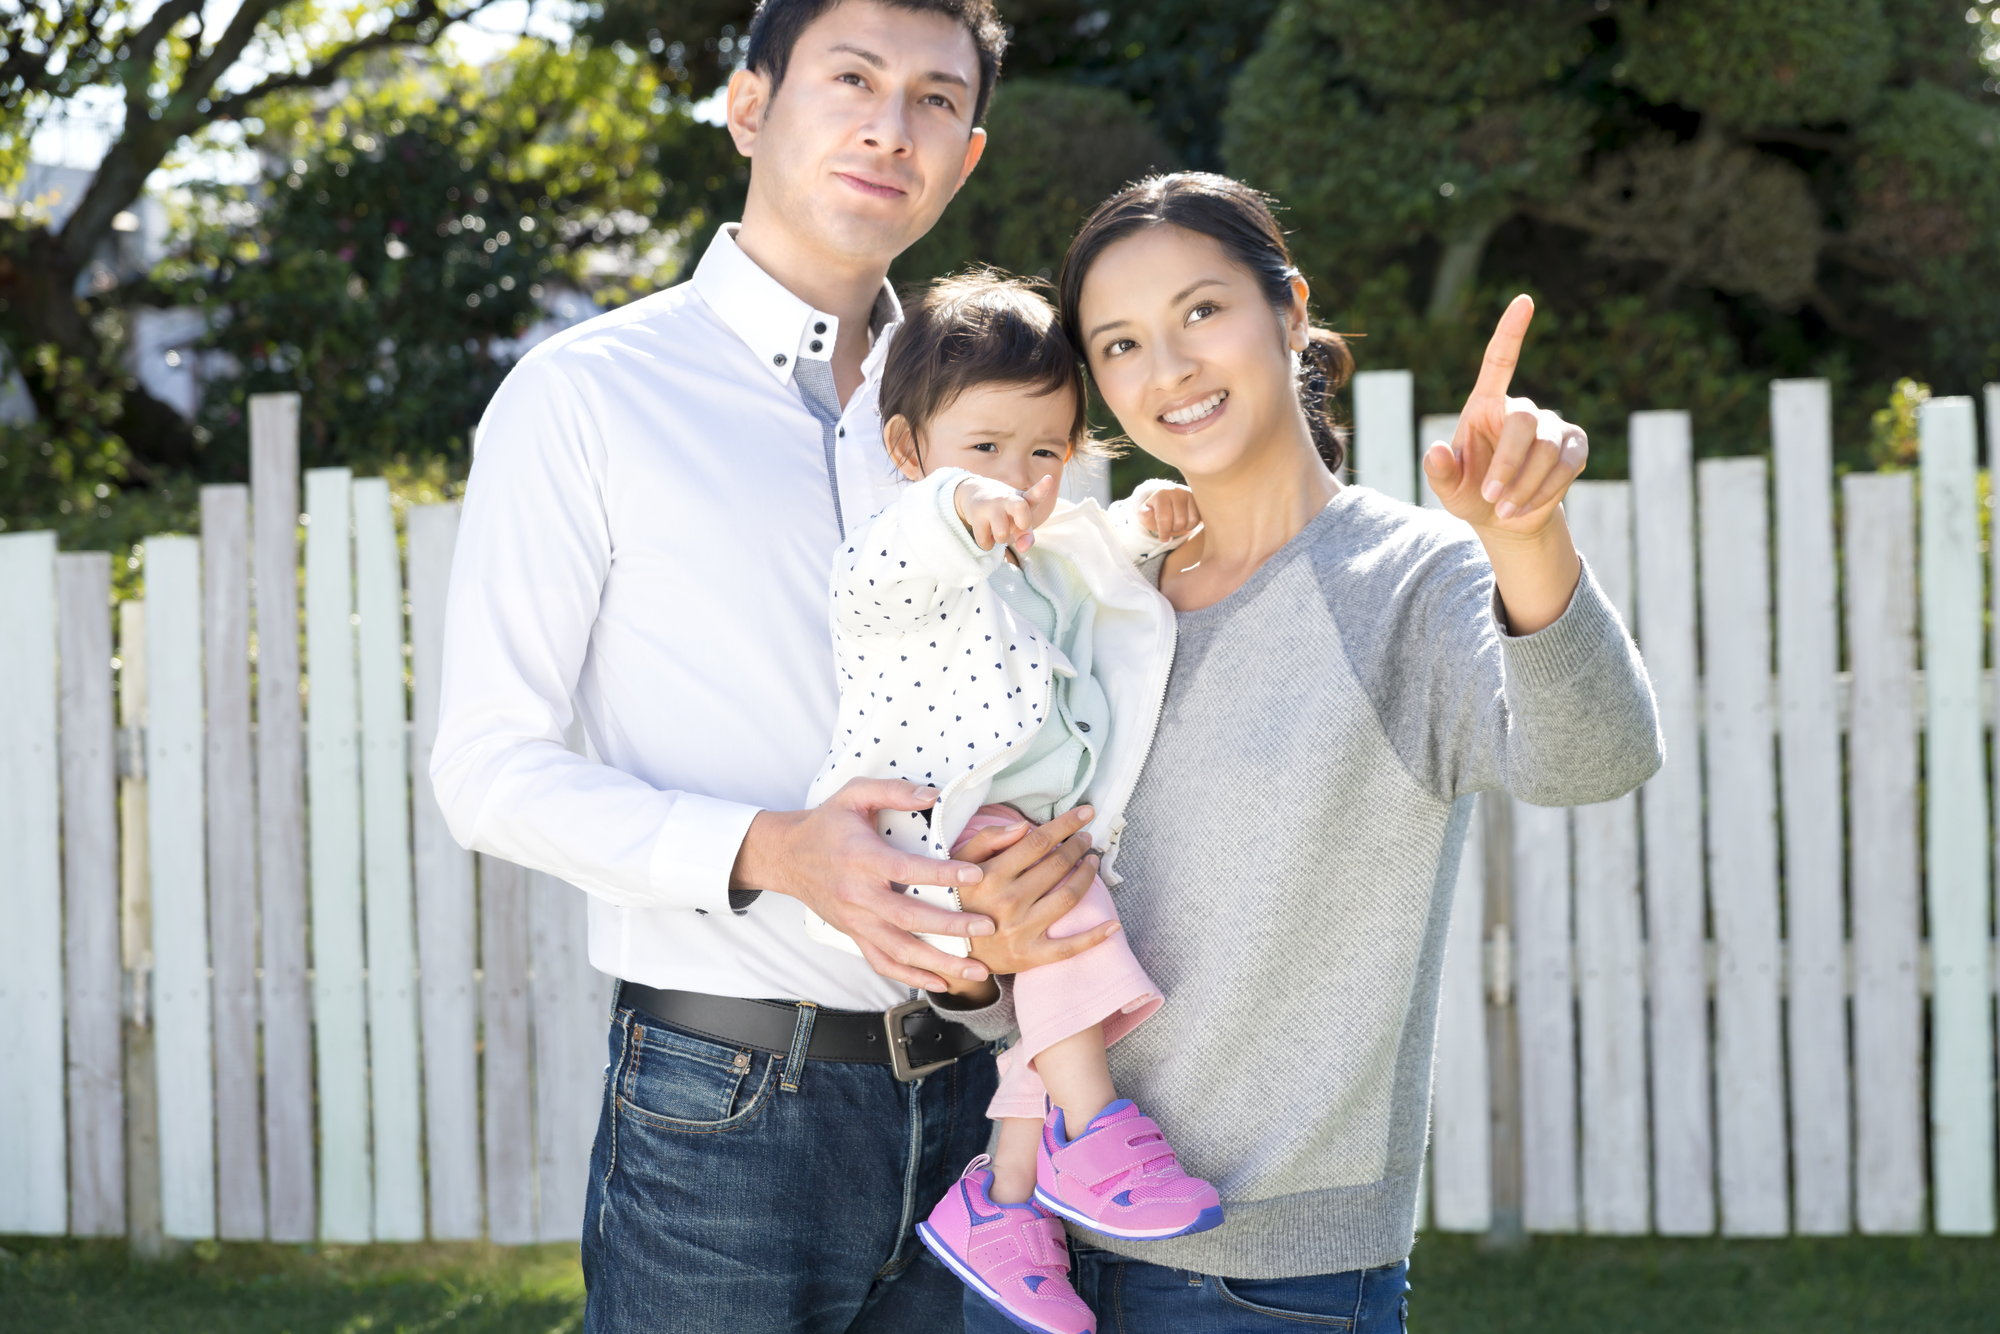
[1299,326,1353,474]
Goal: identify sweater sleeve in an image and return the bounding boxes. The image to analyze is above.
[832,467,1005,642]
[1337,507,1663,806]
[929,976,1018,1042]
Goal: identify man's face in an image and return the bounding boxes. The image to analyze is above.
[727,1,987,266]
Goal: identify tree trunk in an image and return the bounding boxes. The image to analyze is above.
[0,224,200,475]
[1427,216,1503,323]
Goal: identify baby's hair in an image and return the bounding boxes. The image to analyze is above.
[881,269,1111,468]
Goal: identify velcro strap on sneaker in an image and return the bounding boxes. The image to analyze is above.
[1080,1115,1175,1190]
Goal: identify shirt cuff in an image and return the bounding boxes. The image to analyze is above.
[645,792,764,915]
[929,975,1018,1042]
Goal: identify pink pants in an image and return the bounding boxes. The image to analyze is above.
[954,806,1164,1121]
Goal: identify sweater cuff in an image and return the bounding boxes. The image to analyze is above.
[1497,555,1623,690]
[929,975,1017,1042]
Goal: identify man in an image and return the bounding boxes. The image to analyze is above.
[430,2,1108,1329]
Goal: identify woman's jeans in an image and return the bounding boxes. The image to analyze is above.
[963,1243,1411,1332]
[581,997,999,1333]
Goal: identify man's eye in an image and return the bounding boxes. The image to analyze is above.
[838,73,867,87]
[923,93,956,111]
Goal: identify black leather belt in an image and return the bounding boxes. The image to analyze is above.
[617,982,986,1081]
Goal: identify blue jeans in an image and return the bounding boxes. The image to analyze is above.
[581,993,1000,1333]
[964,1243,1411,1332]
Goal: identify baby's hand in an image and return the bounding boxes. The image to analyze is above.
[955,475,1058,553]
[1139,484,1201,542]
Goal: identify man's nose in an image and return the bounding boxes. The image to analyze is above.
[859,97,914,156]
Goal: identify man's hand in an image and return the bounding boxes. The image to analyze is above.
[1138,484,1202,542]
[947,805,1119,989]
[731,778,995,993]
[955,474,1059,553]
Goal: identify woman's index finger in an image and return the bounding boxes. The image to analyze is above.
[1467,294,1535,405]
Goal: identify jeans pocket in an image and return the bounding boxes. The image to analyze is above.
[1211,1275,1357,1328]
[616,1016,774,1133]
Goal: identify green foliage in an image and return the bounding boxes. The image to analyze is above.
[1224,0,2000,475]
[1622,0,1893,127]
[894,80,1172,287]
[1869,377,1930,469]
[167,43,738,477]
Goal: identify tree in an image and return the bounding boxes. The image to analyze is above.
[1224,0,2000,465]
[0,0,508,480]
[169,42,736,476]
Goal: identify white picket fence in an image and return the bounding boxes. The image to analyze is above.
[0,394,606,1244]
[0,377,1996,1245]
[1353,371,2000,1237]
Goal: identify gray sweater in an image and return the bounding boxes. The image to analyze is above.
[952,487,1661,1278]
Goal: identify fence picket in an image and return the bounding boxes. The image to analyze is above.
[305,467,373,1241]
[1352,370,1415,503]
[1697,457,1789,1237]
[1512,797,1578,1231]
[1843,472,1924,1234]
[352,479,425,1241]
[145,536,216,1239]
[1565,482,1649,1235]
[197,486,264,1241]
[480,854,536,1243]
[252,394,315,1240]
[1431,796,1490,1231]
[531,870,608,1241]
[58,552,123,1236]
[1770,380,1851,1234]
[1629,411,1714,1235]
[0,531,66,1234]
[1918,397,1996,1235]
[408,503,482,1239]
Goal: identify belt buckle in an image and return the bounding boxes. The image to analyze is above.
[884,997,957,1082]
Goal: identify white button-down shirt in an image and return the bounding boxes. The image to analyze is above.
[431,225,915,1010]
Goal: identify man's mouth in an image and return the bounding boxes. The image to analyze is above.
[1161,390,1227,426]
[835,171,909,200]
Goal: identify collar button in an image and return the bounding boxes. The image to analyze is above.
[814,322,828,335]
[772,353,788,367]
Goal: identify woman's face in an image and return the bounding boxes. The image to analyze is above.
[1074,224,1308,483]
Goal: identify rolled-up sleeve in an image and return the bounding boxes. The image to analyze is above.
[429,354,758,914]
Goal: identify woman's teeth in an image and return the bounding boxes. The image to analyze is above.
[1162,391,1227,426]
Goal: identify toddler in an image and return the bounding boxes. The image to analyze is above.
[801,272,1220,1334]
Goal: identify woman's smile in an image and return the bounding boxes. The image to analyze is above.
[1160,389,1229,430]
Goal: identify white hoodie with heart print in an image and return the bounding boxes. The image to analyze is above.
[801,469,1187,957]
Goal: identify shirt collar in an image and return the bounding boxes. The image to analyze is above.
[691,223,902,388]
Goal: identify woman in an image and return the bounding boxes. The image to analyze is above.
[944,173,1661,1331]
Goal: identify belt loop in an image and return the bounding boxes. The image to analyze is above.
[780,1001,819,1093]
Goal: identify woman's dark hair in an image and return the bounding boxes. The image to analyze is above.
[745,0,1008,125]
[880,269,1103,466]
[1058,172,1354,471]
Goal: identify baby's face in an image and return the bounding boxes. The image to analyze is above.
[893,381,1077,498]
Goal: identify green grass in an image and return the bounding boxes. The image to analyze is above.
[0,1237,583,1334]
[1409,1232,2000,1332]
[2,1232,1996,1332]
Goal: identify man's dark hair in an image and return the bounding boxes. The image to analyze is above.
[744,0,1007,126]
[881,270,1100,462]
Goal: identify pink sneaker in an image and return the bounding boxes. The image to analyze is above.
[918,1156,1096,1334]
[1034,1100,1223,1241]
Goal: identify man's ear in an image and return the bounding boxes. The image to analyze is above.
[953,126,988,192]
[884,415,926,481]
[725,66,769,157]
